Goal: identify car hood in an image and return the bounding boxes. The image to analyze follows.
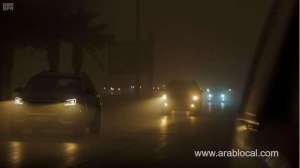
[22,92,81,103]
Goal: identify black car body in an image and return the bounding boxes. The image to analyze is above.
[10,71,102,135]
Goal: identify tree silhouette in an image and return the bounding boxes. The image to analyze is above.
[65,8,114,74]
[0,0,112,99]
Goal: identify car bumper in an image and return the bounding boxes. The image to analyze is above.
[10,103,87,128]
[162,102,201,112]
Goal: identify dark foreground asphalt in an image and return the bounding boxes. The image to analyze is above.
[0,97,277,168]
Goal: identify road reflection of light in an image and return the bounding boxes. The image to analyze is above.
[188,116,197,125]
[208,102,212,112]
[159,116,168,134]
[160,116,168,127]
[63,142,79,166]
[220,102,225,110]
[9,141,23,167]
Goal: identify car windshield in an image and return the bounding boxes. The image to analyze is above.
[167,80,199,94]
[24,76,82,95]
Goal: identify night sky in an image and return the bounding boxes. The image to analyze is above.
[12,0,273,92]
[100,0,272,89]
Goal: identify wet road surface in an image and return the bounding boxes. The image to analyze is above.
[0,98,268,167]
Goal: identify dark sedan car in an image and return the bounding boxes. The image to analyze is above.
[160,80,203,115]
[10,71,102,135]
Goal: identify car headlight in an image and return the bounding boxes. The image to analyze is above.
[192,95,199,101]
[64,98,77,106]
[161,94,167,100]
[14,97,24,105]
[190,103,195,108]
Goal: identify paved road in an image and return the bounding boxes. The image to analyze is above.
[0,97,268,168]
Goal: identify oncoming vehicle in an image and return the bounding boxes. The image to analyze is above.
[161,80,203,115]
[204,88,233,105]
[10,71,102,135]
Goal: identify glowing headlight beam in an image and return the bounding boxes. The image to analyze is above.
[14,97,23,105]
[190,104,195,108]
[161,94,167,100]
[192,95,199,101]
[163,102,168,107]
[220,94,225,101]
[207,94,213,101]
[64,98,77,106]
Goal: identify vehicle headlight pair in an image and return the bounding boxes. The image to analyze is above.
[14,97,77,106]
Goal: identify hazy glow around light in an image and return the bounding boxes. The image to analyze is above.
[14,97,23,105]
[161,94,167,100]
[192,95,199,101]
[160,116,168,134]
[64,98,77,106]
[161,116,168,126]
[220,102,225,109]
[190,104,195,108]
[220,94,225,101]
[164,102,168,107]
